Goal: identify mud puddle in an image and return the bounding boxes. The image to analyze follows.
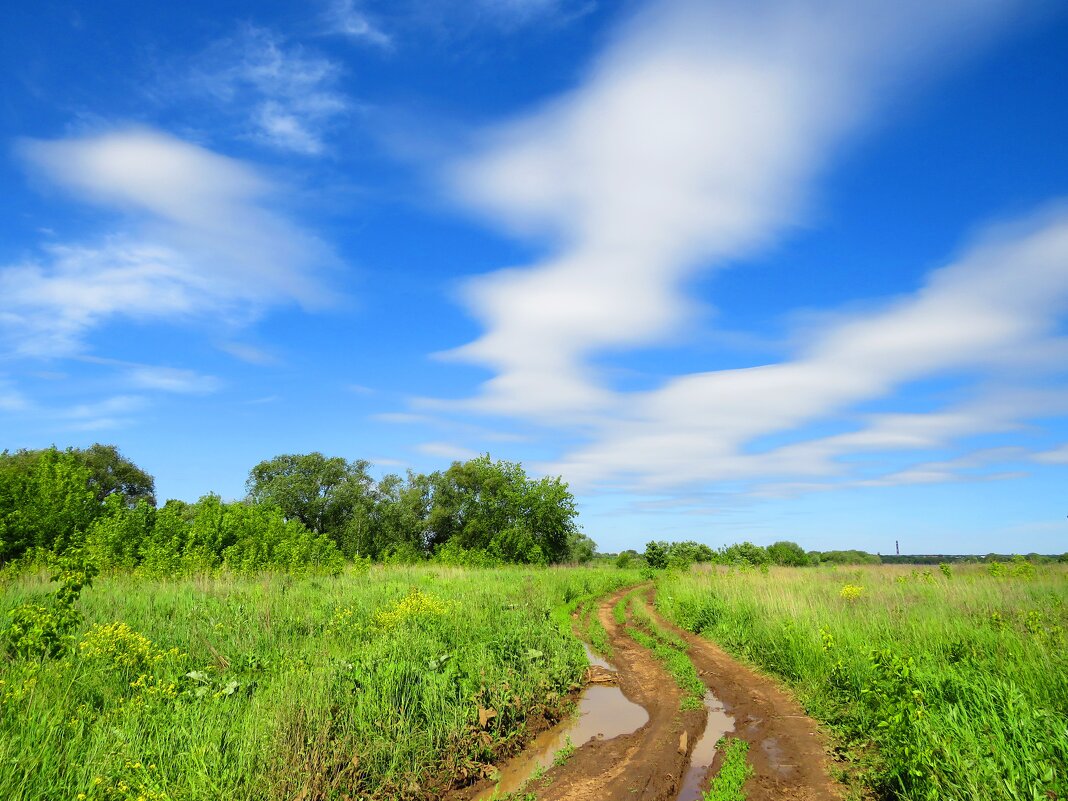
[676,690,735,801]
[472,651,648,800]
[582,642,612,670]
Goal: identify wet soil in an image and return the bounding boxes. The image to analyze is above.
[643,589,843,801]
[455,585,842,801]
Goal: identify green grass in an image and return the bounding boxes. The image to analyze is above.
[703,737,752,801]
[0,564,639,801]
[657,564,1068,800]
[578,601,613,659]
[620,591,704,710]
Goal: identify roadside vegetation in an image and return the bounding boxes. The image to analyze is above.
[656,563,1068,801]
[0,564,637,801]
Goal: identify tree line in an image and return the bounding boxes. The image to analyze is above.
[0,445,594,573]
[628,540,1068,568]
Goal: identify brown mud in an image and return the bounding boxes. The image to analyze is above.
[455,585,842,801]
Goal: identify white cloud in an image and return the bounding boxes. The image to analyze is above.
[188,26,349,155]
[3,128,335,357]
[325,0,392,48]
[1034,444,1068,465]
[445,0,1019,421]
[126,366,221,394]
[62,394,147,431]
[548,209,1068,489]
[416,441,479,461]
[217,342,279,366]
[471,0,595,29]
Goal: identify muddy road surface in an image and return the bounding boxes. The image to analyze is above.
[458,586,842,801]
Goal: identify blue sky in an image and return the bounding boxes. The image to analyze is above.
[3,0,1068,555]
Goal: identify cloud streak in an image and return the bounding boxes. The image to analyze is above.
[445,0,1018,421]
[187,26,349,155]
[3,128,336,357]
[427,0,1068,499]
[551,208,1068,489]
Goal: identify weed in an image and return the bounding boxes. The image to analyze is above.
[703,737,752,801]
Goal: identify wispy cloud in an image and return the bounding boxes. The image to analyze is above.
[431,0,1068,498]
[3,128,336,357]
[217,342,280,366]
[445,0,1018,421]
[1034,444,1068,464]
[549,209,1068,490]
[324,0,392,48]
[416,441,479,461]
[186,26,349,155]
[62,394,147,431]
[125,365,220,395]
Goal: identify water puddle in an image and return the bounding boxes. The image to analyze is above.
[676,690,736,801]
[472,650,648,800]
[582,642,613,670]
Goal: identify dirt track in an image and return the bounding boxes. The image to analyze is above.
[461,585,842,801]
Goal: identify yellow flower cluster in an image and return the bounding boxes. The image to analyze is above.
[327,605,357,634]
[80,763,169,801]
[129,674,179,700]
[0,673,38,706]
[839,584,865,601]
[373,588,454,630]
[78,623,183,671]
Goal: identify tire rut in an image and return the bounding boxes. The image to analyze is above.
[458,584,842,801]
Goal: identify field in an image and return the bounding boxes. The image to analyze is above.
[656,563,1068,801]
[3,560,1067,801]
[0,565,637,801]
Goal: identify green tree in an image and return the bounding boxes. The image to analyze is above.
[565,531,597,563]
[720,541,770,566]
[767,540,810,567]
[0,448,99,560]
[246,453,374,558]
[73,443,155,506]
[83,495,155,569]
[644,541,669,570]
[425,456,577,564]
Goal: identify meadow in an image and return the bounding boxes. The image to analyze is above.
[656,562,1068,801]
[0,564,638,801]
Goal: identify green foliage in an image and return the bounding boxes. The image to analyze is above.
[767,540,810,567]
[0,564,636,801]
[658,564,1068,801]
[813,549,882,565]
[719,541,770,566]
[703,737,752,801]
[0,445,155,564]
[426,455,578,564]
[5,446,585,571]
[644,541,669,570]
[565,531,597,564]
[246,452,374,558]
[73,443,156,506]
[624,593,704,710]
[4,551,97,659]
[0,448,99,560]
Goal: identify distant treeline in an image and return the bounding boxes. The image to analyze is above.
[620,541,1068,568]
[879,553,1068,564]
[0,445,595,573]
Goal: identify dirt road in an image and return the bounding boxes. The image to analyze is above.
[460,585,842,801]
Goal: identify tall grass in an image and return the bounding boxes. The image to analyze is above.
[0,564,637,801]
[656,564,1068,800]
